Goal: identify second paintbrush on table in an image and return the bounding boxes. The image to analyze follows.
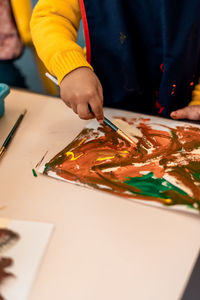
[0,109,27,159]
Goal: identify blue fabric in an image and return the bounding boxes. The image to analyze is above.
[0,84,10,117]
[0,61,26,88]
[83,0,200,116]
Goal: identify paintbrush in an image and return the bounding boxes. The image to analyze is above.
[0,109,27,159]
[103,117,136,145]
[45,73,136,145]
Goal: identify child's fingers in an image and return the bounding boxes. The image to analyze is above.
[171,105,200,120]
[63,99,77,114]
[170,109,187,119]
[77,103,94,120]
[89,97,104,122]
[64,101,71,108]
[98,84,104,104]
[71,104,78,114]
[96,78,104,104]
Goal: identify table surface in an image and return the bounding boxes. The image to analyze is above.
[0,89,200,300]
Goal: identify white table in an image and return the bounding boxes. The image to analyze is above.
[0,89,199,300]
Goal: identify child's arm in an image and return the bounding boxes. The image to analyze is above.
[171,84,200,120]
[30,0,104,121]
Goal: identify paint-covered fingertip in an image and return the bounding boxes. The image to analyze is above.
[170,111,178,119]
[98,119,104,124]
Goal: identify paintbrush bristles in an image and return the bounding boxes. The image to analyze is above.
[117,129,137,146]
[0,146,5,158]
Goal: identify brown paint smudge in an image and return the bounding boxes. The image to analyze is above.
[0,229,20,300]
[45,118,200,210]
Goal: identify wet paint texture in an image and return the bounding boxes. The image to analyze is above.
[124,172,187,199]
[44,118,200,211]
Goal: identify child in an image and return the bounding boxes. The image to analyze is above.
[0,0,58,94]
[0,0,33,87]
[30,0,200,121]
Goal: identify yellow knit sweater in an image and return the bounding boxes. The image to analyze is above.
[11,0,32,45]
[30,0,200,105]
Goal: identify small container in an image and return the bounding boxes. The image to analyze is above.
[0,84,10,117]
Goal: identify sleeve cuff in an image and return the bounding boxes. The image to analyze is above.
[49,49,93,84]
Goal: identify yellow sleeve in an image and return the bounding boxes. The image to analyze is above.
[11,0,32,45]
[189,84,200,106]
[30,0,92,84]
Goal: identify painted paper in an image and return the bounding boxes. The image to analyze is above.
[0,218,53,300]
[41,110,200,214]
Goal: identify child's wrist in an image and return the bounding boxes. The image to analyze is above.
[50,50,93,84]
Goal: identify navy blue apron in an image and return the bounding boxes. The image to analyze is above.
[80,0,200,117]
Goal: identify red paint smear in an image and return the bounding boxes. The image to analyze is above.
[171,84,176,95]
[79,0,91,63]
[160,63,164,72]
[155,100,164,114]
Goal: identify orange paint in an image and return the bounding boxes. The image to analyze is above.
[44,119,200,209]
[171,84,176,95]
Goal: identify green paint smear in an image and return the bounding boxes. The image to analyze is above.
[124,172,187,199]
[32,169,38,177]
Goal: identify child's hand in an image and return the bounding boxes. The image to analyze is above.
[60,67,104,122]
[171,105,200,120]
